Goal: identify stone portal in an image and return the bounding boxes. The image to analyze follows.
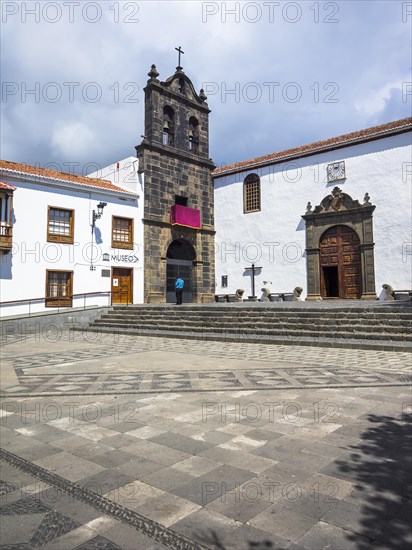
[303,188,376,300]
[166,239,195,303]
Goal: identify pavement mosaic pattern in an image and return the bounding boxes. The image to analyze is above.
[1,331,411,549]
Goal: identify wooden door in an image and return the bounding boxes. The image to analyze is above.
[320,225,361,299]
[112,268,133,304]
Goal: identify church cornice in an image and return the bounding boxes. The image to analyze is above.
[213,117,412,178]
[144,80,211,114]
[136,141,216,170]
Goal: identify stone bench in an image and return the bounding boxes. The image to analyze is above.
[393,290,412,301]
[268,293,293,302]
[214,294,239,303]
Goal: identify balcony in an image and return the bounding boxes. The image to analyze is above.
[0,225,12,252]
[170,204,201,229]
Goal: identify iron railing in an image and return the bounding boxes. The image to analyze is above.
[0,291,113,317]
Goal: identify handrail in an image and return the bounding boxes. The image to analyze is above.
[0,291,111,307]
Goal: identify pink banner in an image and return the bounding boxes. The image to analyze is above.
[171,205,201,229]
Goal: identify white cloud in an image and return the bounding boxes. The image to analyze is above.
[354,80,406,117]
[51,122,95,159]
[1,0,411,169]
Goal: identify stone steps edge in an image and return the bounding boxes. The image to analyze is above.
[85,324,412,342]
[92,321,410,335]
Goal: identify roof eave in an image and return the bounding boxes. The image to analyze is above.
[0,169,139,200]
[213,122,412,178]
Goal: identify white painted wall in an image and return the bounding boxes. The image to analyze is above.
[88,156,145,304]
[214,132,412,298]
[0,161,143,317]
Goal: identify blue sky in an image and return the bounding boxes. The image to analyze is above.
[1,0,411,174]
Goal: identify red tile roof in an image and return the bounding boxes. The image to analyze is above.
[213,117,412,177]
[0,181,16,191]
[0,160,135,195]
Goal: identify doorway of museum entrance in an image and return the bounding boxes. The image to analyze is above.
[111,268,133,304]
[320,225,362,299]
[166,239,195,303]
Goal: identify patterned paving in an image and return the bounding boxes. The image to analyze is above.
[0,450,208,550]
[5,333,412,370]
[0,366,409,397]
[2,334,410,397]
[0,476,120,550]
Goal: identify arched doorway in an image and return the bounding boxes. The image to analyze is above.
[303,188,376,300]
[320,225,362,299]
[166,239,196,303]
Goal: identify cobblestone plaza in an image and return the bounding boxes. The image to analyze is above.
[1,329,411,549]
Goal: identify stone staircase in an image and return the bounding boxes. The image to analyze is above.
[76,302,412,352]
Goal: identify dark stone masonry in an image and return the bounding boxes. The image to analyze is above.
[136,64,215,304]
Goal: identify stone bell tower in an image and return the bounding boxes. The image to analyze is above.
[136,53,216,303]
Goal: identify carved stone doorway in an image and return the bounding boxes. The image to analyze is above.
[320,225,362,299]
[302,187,377,300]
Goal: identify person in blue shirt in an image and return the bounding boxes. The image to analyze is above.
[175,277,184,305]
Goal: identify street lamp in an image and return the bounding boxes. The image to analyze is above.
[92,202,107,226]
[90,202,107,271]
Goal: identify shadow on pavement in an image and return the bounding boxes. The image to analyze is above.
[335,411,412,549]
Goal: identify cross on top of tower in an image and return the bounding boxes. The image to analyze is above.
[175,46,184,70]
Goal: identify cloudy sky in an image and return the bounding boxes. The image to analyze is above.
[1,0,411,174]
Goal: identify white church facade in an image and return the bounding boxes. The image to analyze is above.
[213,117,412,301]
[0,158,144,317]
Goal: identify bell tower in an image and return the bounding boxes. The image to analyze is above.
[136,54,216,303]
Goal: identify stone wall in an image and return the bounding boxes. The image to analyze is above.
[137,67,215,303]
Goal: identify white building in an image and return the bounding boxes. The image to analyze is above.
[2,115,411,313]
[0,157,143,317]
[213,118,412,300]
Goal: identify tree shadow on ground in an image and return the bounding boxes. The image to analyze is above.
[193,529,282,549]
[335,410,412,549]
[191,412,411,550]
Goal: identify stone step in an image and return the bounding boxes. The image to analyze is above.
[110,308,412,321]
[85,303,412,351]
[98,313,411,327]
[93,318,410,334]
[112,305,411,315]
[91,321,411,342]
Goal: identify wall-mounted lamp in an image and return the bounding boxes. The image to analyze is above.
[90,202,107,271]
[92,202,107,225]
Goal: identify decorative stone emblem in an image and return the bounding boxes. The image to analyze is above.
[327,161,346,182]
[330,186,345,211]
[307,188,370,215]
